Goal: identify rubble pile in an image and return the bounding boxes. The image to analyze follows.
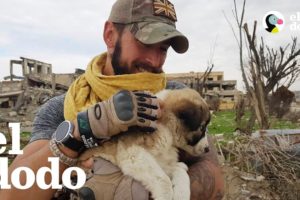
[0,57,81,135]
[219,133,300,200]
[0,86,65,133]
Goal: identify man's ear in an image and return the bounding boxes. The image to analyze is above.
[103,21,117,54]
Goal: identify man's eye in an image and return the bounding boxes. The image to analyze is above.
[161,46,169,52]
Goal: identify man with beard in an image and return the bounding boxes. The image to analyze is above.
[1,0,224,199]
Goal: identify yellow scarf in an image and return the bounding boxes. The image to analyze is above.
[64,53,166,120]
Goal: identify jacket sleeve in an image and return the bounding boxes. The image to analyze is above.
[29,94,65,143]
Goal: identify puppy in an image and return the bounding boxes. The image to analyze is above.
[78,88,211,200]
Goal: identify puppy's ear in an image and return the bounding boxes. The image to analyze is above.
[176,100,202,131]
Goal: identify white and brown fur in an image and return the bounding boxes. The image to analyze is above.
[79,88,211,200]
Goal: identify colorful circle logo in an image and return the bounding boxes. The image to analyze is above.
[263,11,285,33]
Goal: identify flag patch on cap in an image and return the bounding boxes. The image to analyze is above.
[153,0,177,22]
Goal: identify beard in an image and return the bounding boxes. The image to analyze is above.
[111,40,130,75]
[111,39,163,75]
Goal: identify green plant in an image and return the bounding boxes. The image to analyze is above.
[208,110,300,139]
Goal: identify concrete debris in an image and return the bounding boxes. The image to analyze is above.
[8,111,17,117]
[252,129,300,151]
[239,171,265,182]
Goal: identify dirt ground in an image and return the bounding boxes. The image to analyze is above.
[222,163,300,200]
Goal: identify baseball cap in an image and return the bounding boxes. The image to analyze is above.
[108,0,189,53]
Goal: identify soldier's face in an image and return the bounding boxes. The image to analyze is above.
[111,28,169,75]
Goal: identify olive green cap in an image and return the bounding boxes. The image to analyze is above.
[108,0,189,53]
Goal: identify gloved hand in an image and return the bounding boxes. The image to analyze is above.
[76,158,149,200]
[77,90,160,148]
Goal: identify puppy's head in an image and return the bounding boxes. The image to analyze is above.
[157,88,210,156]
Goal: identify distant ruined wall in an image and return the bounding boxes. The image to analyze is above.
[0,81,23,93]
[54,74,77,87]
[166,71,239,110]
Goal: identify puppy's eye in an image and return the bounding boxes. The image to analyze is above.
[196,114,210,134]
[199,124,206,133]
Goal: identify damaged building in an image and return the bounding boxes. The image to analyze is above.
[166,71,241,110]
[0,57,83,125]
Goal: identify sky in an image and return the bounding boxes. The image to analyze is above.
[0,0,300,91]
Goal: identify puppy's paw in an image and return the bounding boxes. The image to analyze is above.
[176,162,188,171]
[173,187,190,200]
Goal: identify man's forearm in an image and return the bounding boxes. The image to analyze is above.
[180,136,224,200]
[0,140,72,200]
[188,158,224,200]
